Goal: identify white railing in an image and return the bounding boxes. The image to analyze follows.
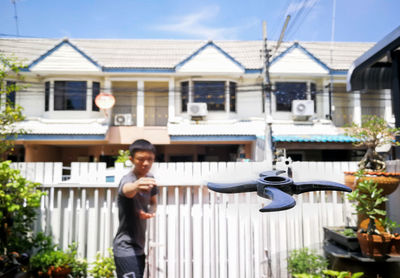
[12,161,364,278]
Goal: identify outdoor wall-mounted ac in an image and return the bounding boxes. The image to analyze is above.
[188,102,208,117]
[292,100,314,120]
[114,113,132,126]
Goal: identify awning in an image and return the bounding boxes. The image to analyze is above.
[272,135,357,143]
[347,25,400,91]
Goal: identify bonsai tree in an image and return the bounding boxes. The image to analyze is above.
[347,177,387,234]
[345,115,400,172]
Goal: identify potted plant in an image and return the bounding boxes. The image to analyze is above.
[381,217,400,256]
[323,226,360,251]
[30,243,87,278]
[347,178,392,257]
[344,115,400,195]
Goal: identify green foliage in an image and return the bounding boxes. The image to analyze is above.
[30,243,87,277]
[0,160,46,255]
[115,150,130,164]
[347,175,387,234]
[89,248,116,278]
[381,217,400,234]
[323,269,364,278]
[287,248,328,277]
[340,228,356,237]
[0,54,27,157]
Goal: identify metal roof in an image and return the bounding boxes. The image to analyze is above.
[16,119,109,135]
[0,38,374,72]
[168,121,265,136]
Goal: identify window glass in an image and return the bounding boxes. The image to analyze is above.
[6,81,16,108]
[92,82,100,111]
[193,81,225,111]
[229,82,236,112]
[54,81,87,110]
[181,81,188,112]
[45,82,49,111]
[275,82,307,111]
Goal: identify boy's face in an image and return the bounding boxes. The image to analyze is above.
[130,150,155,176]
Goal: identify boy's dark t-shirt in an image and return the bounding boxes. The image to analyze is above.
[113,171,158,257]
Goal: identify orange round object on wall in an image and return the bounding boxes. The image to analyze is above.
[95,93,115,109]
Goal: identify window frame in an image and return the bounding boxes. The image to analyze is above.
[54,80,87,111]
[180,79,238,113]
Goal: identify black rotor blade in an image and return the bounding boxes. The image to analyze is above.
[259,187,296,212]
[259,170,286,177]
[207,180,257,193]
[293,181,352,194]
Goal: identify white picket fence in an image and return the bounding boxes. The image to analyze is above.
[12,160,366,278]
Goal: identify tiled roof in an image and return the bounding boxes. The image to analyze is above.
[273,135,357,143]
[0,38,375,71]
[168,121,265,136]
[16,119,109,135]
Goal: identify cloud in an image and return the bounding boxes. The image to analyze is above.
[153,5,257,40]
[285,0,319,16]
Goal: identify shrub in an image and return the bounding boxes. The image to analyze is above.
[287,248,328,277]
[89,248,116,278]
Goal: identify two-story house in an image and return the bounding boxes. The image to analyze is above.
[0,37,387,164]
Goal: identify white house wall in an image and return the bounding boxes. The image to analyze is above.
[176,46,244,74]
[30,43,101,73]
[236,79,264,119]
[270,48,329,75]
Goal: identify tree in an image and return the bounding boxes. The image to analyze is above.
[0,54,26,159]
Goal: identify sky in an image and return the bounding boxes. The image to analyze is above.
[0,0,399,42]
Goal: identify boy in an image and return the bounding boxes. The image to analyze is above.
[113,139,158,278]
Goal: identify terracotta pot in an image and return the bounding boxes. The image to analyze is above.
[357,231,391,257]
[344,171,400,195]
[390,234,400,256]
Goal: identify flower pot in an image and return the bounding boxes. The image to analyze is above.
[323,226,360,251]
[357,231,391,257]
[344,171,400,195]
[390,234,400,256]
[48,266,71,278]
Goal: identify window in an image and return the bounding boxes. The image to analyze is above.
[54,81,87,110]
[6,81,16,108]
[92,82,100,111]
[45,82,50,111]
[181,81,189,112]
[229,82,236,112]
[194,81,225,111]
[275,82,307,111]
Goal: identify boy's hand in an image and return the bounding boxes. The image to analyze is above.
[135,177,156,192]
[138,210,156,219]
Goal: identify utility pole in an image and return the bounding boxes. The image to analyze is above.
[262,21,273,166]
[11,0,20,36]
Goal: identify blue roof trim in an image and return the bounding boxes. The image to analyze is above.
[272,135,358,143]
[245,69,262,74]
[17,134,106,140]
[271,42,331,72]
[103,67,175,73]
[28,39,102,70]
[330,69,347,75]
[170,135,256,142]
[175,41,246,71]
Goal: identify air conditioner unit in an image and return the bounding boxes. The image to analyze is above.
[292,100,314,119]
[188,102,208,117]
[114,113,132,126]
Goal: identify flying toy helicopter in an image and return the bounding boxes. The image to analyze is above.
[207,170,351,212]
